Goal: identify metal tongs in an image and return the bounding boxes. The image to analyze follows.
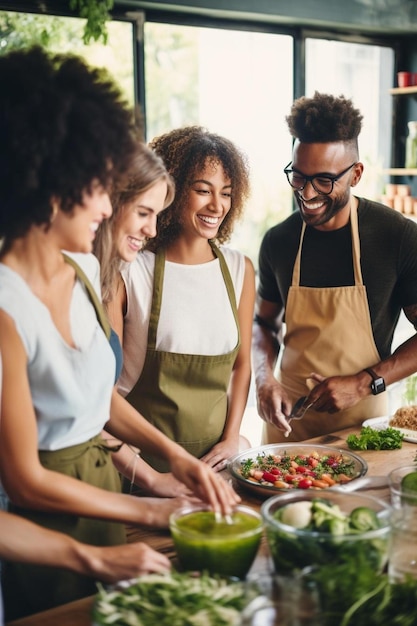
[285,395,315,437]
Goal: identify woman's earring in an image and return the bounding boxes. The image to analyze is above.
[50,204,58,224]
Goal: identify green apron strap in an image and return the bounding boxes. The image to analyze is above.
[147,249,165,349]
[62,253,111,340]
[209,240,240,343]
[149,243,240,350]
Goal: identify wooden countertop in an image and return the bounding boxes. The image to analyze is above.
[6,426,416,626]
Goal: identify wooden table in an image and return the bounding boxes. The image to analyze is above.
[6,427,416,626]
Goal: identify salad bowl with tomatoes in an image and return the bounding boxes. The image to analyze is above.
[227,444,368,498]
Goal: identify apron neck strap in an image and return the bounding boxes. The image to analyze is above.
[62,253,111,339]
[149,242,240,349]
[292,196,363,287]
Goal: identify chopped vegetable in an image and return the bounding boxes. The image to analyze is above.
[239,451,358,490]
[347,426,404,450]
[349,507,379,532]
[280,501,312,528]
[266,498,389,574]
[92,571,247,626]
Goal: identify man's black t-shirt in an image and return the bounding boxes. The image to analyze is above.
[257,197,417,360]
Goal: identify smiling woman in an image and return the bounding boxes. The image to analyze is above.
[0,48,239,621]
[111,126,256,476]
[93,144,175,307]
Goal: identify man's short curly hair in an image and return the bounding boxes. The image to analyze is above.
[146,125,250,249]
[0,46,141,243]
[286,91,363,144]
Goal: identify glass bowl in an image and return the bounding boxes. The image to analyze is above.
[261,490,391,575]
[228,443,368,498]
[169,503,263,580]
[389,464,417,508]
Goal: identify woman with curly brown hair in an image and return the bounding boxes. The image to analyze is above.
[111,126,256,473]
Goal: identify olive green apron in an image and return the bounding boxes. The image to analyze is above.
[3,257,124,620]
[263,198,387,444]
[126,242,240,472]
[4,436,124,620]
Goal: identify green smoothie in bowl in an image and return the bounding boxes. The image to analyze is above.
[169,504,263,579]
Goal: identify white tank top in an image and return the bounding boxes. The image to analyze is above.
[0,253,115,451]
[118,246,245,396]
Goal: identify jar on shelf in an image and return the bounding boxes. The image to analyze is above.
[405,121,417,168]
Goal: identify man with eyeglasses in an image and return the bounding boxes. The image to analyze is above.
[252,91,417,443]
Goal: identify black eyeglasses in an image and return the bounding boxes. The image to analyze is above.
[284,161,357,195]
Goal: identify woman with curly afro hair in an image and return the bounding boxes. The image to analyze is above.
[112,126,256,474]
[0,50,239,620]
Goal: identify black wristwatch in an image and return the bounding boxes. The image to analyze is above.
[364,368,386,395]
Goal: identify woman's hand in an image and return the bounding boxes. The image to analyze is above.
[199,437,241,472]
[83,541,171,582]
[140,472,192,498]
[168,451,241,515]
[133,495,200,528]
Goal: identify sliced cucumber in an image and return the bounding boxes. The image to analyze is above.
[400,471,417,505]
[349,506,379,531]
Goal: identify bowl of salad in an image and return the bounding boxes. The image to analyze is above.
[261,490,391,575]
[169,503,263,580]
[92,571,249,626]
[227,443,368,498]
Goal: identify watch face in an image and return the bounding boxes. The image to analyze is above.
[372,377,386,394]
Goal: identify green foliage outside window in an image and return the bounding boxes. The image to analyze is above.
[69,0,114,44]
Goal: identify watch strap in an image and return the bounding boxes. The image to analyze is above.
[364,367,379,381]
[363,367,385,395]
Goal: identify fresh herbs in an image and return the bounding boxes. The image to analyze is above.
[347,426,404,450]
[307,564,417,626]
[93,571,247,626]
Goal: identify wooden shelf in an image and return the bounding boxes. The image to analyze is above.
[384,168,417,176]
[390,86,417,95]
[388,88,417,173]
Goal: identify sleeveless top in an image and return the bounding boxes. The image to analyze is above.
[118,245,245,396]
[0,252,115,451]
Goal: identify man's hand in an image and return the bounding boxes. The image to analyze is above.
[255,380,293,435]
[307,372,369,413]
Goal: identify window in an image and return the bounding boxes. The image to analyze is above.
[0,10,135,104]
[144,22,294,265]
[305,38,394,200]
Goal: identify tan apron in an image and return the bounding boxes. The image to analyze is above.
[126,242,240,472]
[263,198,387,444]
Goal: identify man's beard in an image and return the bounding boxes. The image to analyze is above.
[296,188,350,228]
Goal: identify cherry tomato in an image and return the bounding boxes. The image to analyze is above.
[262,471,277,483]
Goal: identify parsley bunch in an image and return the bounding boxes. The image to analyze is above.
[346,426,404,450]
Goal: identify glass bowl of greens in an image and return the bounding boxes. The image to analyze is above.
[261,490,391,575]
[169,503,263,580]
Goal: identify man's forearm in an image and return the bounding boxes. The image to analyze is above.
[252,322,280,386]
